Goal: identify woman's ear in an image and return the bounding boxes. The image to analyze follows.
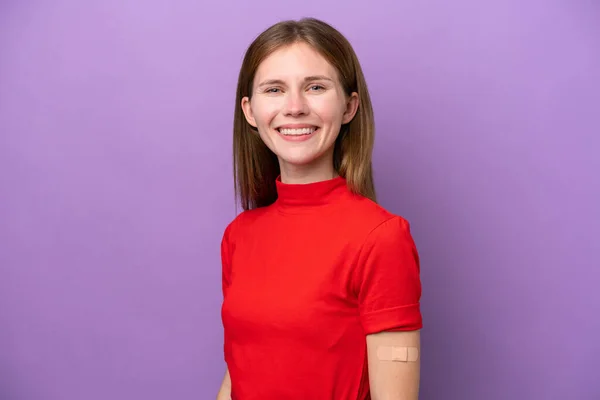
[342,92,359,124]
[241,97,257,128]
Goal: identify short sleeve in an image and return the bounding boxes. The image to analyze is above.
[221,222,233,299]
[353,216,422,334]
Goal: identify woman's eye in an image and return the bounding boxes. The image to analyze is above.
[309,85,325,91]
[265,88,281,93]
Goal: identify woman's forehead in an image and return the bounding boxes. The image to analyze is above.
[254,42,337,83]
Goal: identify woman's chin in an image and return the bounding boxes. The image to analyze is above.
[276,150,333,171]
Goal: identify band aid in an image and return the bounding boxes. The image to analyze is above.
[376,346,419,362]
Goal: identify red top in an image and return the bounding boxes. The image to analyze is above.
[220,176,422,400]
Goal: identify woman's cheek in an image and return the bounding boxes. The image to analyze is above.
[260,100,283,121]
[310,95,343,120]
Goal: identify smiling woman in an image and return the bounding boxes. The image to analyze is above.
[241,42,359,183]
[218,18,423,400]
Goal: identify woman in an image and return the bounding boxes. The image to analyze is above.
[217,17,422,400]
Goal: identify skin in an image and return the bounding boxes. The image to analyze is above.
[366,331,421,400]
[216,369,231,400]
[218,42,421,399]
[241,42,358,184]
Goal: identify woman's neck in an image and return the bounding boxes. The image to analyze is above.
[278,154,337,184]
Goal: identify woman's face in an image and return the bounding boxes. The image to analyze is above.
[241,42,358,180]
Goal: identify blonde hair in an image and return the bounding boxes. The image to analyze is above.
[233,18,376,210]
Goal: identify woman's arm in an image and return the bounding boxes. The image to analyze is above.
[366,330,421,400]
[216,368,231,400]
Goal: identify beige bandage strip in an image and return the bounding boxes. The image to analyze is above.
[376,346,419,362]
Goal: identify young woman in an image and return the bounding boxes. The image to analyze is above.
[217,18,423,400]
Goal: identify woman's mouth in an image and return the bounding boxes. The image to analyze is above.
[277,127,317,136]
[276,126,319,142]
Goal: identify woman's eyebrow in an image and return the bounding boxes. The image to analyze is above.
[256,75,334,88]
[303,75,334,83]
[257,79,285,88]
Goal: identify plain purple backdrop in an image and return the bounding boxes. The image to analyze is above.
[1,1,598,399]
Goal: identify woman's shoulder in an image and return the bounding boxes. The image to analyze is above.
[221,205,271,241]
[340,196,416,256]
[335,195,416,254]
[344,191,409,228]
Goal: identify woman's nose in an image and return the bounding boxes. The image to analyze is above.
[283,91,309,116]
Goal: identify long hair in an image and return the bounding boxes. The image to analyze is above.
[233,18,376,210]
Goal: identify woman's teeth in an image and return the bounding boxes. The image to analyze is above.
[279,127,316,136]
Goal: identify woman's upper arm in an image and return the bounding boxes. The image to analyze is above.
[354,217,423,399]
[366,330,421,400]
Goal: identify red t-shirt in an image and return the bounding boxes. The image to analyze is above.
[220,176,422,399]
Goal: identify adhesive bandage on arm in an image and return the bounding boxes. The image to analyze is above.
[376,346,419,362]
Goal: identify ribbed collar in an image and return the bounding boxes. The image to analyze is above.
[274,175,348,209]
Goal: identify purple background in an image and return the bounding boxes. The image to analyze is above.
[1,1,598,399]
